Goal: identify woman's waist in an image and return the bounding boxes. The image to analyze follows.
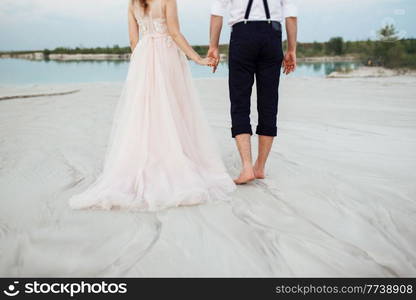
[139,34,175,48]
[140,32,170,39]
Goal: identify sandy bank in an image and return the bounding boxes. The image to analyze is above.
[328,66,416,78]
[0,77,415,277]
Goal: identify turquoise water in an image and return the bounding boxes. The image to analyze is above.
[0,58,361,85]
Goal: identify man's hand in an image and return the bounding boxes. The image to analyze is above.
[282,50,296,75]
[283,17,297,75]
[208,14,223,73]
[207,47,220,73]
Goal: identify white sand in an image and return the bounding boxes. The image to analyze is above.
[328,66,416,78]
[0,77,415,277]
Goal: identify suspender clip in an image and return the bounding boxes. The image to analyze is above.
[244,0,270,24]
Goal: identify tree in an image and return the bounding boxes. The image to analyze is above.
[326,37,345,55]
[374,24,404,67]
[378,24,398,42]
[43,49,51,60]
[312,41,323,55]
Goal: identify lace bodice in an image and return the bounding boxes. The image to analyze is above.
[137,17,168,36]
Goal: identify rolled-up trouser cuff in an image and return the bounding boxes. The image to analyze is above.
[231,126,253,138]
[256,125,277,137]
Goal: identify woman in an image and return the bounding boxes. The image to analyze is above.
[69,0,235,211]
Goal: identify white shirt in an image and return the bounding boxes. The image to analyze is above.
[211,0,298,26]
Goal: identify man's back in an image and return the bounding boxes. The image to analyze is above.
[211,0,298,26]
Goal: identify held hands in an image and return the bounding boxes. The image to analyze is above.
[282,51,297,75]
[207,47,220,73]
[195,56,217,67]
[194,46,220,71]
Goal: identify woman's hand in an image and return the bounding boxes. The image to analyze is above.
[195,56,216,67]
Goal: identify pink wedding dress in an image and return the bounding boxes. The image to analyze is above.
[69,1,235,212]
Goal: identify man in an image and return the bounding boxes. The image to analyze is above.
[208,0,298,184]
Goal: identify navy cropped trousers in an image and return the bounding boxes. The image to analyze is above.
[228,21,284,138]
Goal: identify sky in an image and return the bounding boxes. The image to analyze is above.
[0,0,415,51]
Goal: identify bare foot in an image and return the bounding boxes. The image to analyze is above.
[253,162,265,179]
[234,167,256,185]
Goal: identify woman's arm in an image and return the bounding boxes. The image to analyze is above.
[165,0,214,66]
[128,1,139,51]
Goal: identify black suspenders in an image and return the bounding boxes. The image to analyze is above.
[244,0,271,24]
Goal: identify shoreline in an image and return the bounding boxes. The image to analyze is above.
[0,52,131,61]
[328,66,416,78]
[297,55,358,62]
[1,73,416,101]
[0,51,359,63]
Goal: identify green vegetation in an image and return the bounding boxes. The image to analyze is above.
[289,25,416,69]
[1,25,414,69]
[0,50,40,55]
[369,25,416,68]
[46,45,131,55]
[303,25,415,69]
[36,44,225,57]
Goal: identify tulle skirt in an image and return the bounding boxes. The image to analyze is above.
[69,35,235,212]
